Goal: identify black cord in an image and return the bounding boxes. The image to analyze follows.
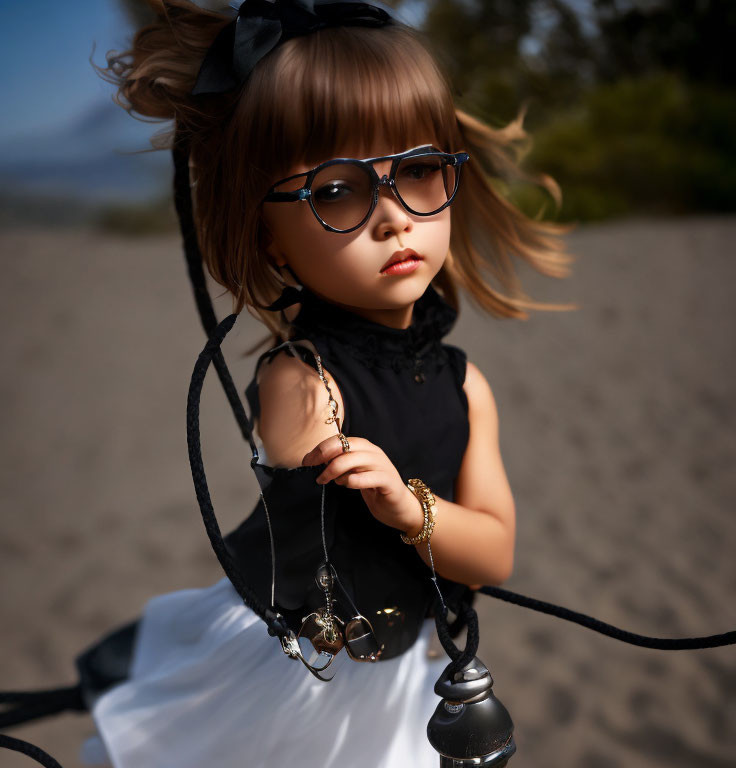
[0,734,63,768]
[479,585,736,650]
[186,310,290,641]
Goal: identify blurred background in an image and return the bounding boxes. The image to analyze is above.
[1,0,734,229]
[1,1,734,766]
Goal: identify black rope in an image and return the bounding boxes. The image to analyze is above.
[0,734,63,768]
[429,578,736,684]
[479,585,736,650]
[434,599,480,675]
[186,310,290,641]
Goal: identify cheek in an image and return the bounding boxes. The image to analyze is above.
[419,212,452,257]
[265,204,330,267]
[278,221,358,288]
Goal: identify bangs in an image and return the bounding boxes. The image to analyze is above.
[238,24,459,184]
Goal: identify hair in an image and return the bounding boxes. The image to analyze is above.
[96,0,577,352]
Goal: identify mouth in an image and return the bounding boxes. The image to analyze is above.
[380,249,424,273]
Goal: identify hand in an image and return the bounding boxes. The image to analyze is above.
[302,435,424,534]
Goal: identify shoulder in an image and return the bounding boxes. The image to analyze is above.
[256,346,344,468]
[463,361,499,425]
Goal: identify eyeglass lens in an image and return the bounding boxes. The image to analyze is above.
[275,154,458,231]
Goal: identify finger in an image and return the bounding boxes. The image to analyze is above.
[338,470,386,491]
[315,450,378,484]
[315,450,376,483]
[302,435,371,466]
[301,435,339,466]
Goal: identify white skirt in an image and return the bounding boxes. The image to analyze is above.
[80,577,448,768]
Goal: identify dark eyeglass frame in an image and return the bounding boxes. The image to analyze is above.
[261,144,470,234]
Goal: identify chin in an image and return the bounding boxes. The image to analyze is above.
[375,275,433,307]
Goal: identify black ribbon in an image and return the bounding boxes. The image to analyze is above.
[263,283,305,310]
[192,0,399,95]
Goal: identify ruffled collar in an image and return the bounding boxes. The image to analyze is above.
[268,282,458,378]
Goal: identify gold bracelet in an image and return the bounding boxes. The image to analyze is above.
[399,478,437,545]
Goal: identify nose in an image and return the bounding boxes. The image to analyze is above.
[372,173,411,236]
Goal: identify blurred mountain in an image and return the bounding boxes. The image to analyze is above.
[0,97,173,207]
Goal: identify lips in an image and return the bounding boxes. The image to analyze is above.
[380,249,423,272]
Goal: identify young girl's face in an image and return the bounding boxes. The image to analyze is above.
[260,139,451,319]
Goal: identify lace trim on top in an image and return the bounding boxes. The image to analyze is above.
[282,283,459,375]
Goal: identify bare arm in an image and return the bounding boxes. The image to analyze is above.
[256,350,344,468]
[410,361,516,586]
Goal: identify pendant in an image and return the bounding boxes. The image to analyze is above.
[299,607,346,656]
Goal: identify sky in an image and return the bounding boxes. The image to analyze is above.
[0,0,133,142]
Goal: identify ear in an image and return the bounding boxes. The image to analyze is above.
[265,244,288,269]
[258,218,288,268]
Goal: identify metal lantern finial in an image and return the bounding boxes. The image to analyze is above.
[427,655,516,767]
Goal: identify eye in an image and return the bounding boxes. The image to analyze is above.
[313,180,354,203]
[399,159,444,181]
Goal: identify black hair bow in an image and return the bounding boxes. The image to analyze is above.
[191,0,400,96]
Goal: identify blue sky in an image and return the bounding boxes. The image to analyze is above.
[0,0,133,142]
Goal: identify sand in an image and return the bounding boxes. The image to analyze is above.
[1,216,734,767]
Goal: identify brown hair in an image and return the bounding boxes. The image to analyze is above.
[97,0,577,349]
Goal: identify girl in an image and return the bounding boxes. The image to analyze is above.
[80,0,575,765]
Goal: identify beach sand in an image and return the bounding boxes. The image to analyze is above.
[1,216,734,766]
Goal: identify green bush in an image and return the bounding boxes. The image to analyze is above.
[519,73,736,222]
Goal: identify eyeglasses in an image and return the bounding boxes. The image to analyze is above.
[262,144,470,233]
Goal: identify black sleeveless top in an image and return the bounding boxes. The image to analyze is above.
[223,282,474,659]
